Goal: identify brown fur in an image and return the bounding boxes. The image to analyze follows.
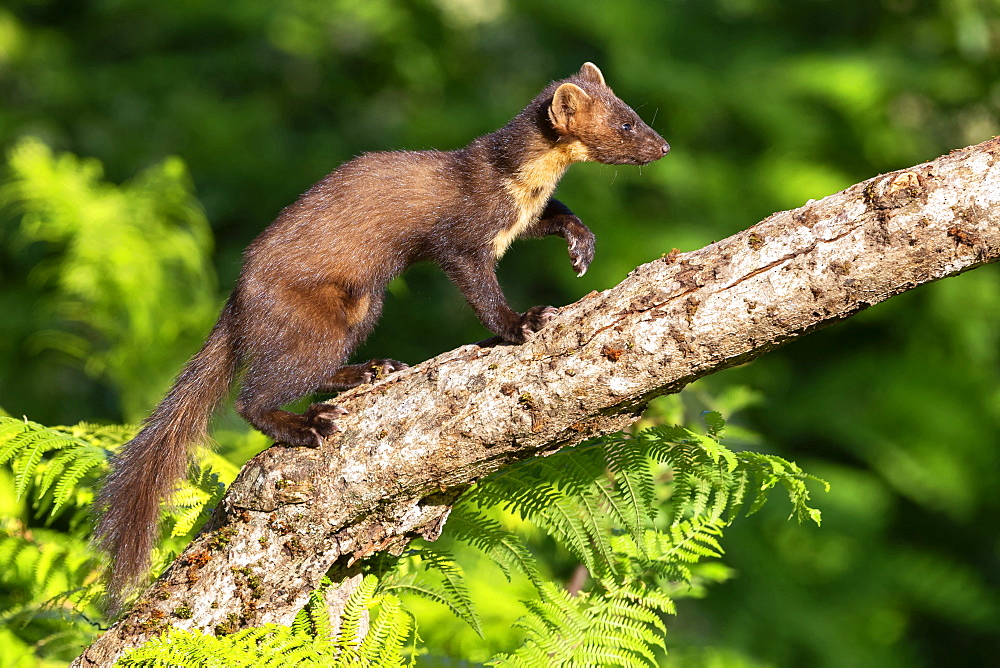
[94,62,669,610]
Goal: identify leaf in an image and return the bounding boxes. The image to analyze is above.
[0,416,116,512]
[412,547,482,637]
[446,506,543,587]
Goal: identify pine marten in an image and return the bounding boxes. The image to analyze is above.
[95,62,669,609]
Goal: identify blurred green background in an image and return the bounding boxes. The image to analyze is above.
[1,0,999,665]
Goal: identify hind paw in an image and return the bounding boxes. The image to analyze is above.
[519,305,559,340]
[362,358,409,383]
[304,403,348,445]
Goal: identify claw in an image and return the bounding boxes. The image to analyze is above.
[304,403,348,443]
[520,305,559,340]
[366,358,409,382]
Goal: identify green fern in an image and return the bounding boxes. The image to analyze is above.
[166,464,228,539]
[439,412,827,663]
[0,413,232,539]
[119,573,415,667]
[460,441,626,581]
[616,413,828,526]
[610,520,726,587]
[0,415,130,517]
[443,506,544,588]
[0,521,103,628]
[0,411,234,633]
[1,402,825,666]
[333,573,378,653]
[489,582,668,667]
[388,546,482,636]
[0,416,126,656]
[357,593,413,666]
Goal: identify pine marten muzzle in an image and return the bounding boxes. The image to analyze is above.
[95,62,669,609]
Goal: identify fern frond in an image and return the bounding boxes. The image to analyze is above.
[307,582,335,641]
[167,465,226,538]
[0,520,101,608]
[495,583,667,668]
[734,451,829,525]
[445,411,826,666]
[291,600,313,639]
[590,612,663,659]
[603,434,657,524]
[44,447,106,516]
[0,415,127,518]
[412,547,482,636]
[445,506,543,587]
[616,416,827,528]
[618,582,677,616]
[120,575,413,667]
[118,627,252,666]
[702,410,726,438]
[665,519,725,563]
[464,446,633,579]
[602,590,670,631]
[357,593,413,667]
[0,417,72,499]
[472,474,601,576]
[334,573,380,652]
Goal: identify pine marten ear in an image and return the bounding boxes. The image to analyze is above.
[549,83,592,135]
[578,62,606,87]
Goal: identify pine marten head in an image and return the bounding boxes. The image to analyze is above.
[547,62,670,166]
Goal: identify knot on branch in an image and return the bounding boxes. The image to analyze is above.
[864,171,922,209]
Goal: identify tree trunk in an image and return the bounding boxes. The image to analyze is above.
[73,137,1000,666]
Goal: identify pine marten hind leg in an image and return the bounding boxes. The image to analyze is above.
[241,291,408,445]
[235,349,362,447]
[297,358,407,441]
[235,363,347,447]
[302,295,408,441]
[315,358,409,392]
[311,291,408,393]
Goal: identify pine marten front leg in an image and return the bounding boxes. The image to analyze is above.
[524,199,597,277]
[441,253,557,344]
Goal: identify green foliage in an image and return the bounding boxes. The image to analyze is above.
[0,530,102,668]
[443,508,544,590]
[166,464,229,540]
[1,138,218,422]
[458,413,822,585]
[435,413,824,665]
[0,415,129,518]
[490,581,670,667]
[0,415,115,664]
[388,547,483,637]
[115,412,819,667]
[0,413,240,665]
[118,575,415,667]
[636,422,829,526]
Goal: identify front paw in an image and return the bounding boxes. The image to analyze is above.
[519,305,559,341]
[565,220,596,277]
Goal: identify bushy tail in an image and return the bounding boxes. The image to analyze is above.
[95,304,238,612]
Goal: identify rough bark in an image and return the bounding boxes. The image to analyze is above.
[73,137,1000,666]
